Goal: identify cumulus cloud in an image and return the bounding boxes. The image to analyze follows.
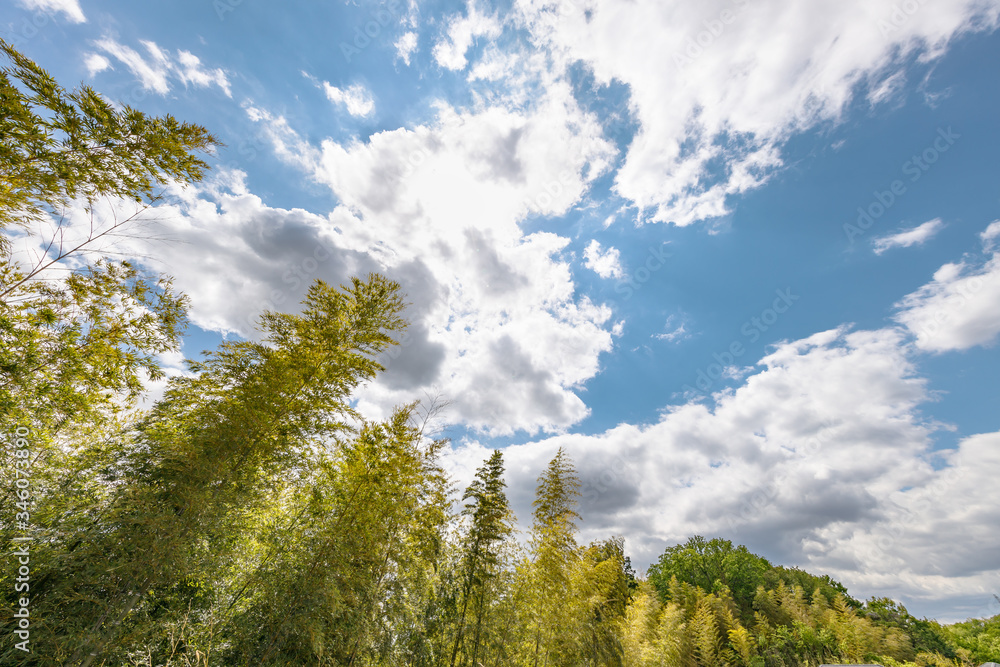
[395,31,419,65]
[89,38,231,96]
[442,324,998,619]
[323,82,376,117]
[433,0,503,70]
[18,0,85,23]
[515,0,1000,225]
[239,78,617,435]
[894,234,1000,352]
[817,430,1000,620]
[583,239,623,279]
[873,218,944,254]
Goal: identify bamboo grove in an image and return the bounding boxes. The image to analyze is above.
[2,40,999,667]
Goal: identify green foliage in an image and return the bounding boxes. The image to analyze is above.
[647,535,771,621]
[766,565,860,609]
[944,613,1000,663]
[639,536,996,667]
[0,39,219,233]
[0,258,188,437]
[864,597,959,659]
[1,274,411,664]
[449,449,513,667]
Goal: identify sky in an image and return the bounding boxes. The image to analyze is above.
[5,0,1000,622]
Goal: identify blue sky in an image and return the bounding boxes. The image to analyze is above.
[6,0,1000,621]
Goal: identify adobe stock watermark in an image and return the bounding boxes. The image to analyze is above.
[235,145,430,334]
[673,0,751,70]
[5,7,62,50]
[528,170,577,214]
[613,244,673,300]
[911,271,987,346]
[876,0,930,37]
[683,288,800,396]
[580,455,635,507]
[844,127,959,244]
[724,425,835,531]
[212,0,245,20]
[9,426,33,653]
[340,0,406,63]
[236,236,341,334]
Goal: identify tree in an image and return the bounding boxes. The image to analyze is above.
[519,447,584,666]
[647,536,770,621]
[3,275,409,664]
[575,537,630,667]
[0,39,219,439]
[864,597,957,659]
[449,449,514,667]
[943,611,1000,663]
[0,39,219,233]
[0,43,221,664]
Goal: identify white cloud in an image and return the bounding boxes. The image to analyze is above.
[654,314,690,343]
[241,79,617,435]
[980,219,1000,250]
[90,38,231,97]
[894,248,1000,352]
[873,218,944,254]
[176,50,232,96]
[867,70,907,107]
[816,429,1000,620]
[323,82,376,118]
[515,0,1000,225]
[299,88,616,434]
[243,104,322,173]
[395,31,419,65]
[433,0,503,71]
[18,0,85,23]
[583,239,623,279]
[469,47,519,82]
[84,53,111,77]
[442,324,999,619]
[92,38,170,94]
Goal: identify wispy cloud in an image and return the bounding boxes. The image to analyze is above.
[654,314,691,343]
[90,38,231,96]
[18,0,85,23]
[873,218,944,254]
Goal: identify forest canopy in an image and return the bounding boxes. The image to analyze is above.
[1,40,998,667]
